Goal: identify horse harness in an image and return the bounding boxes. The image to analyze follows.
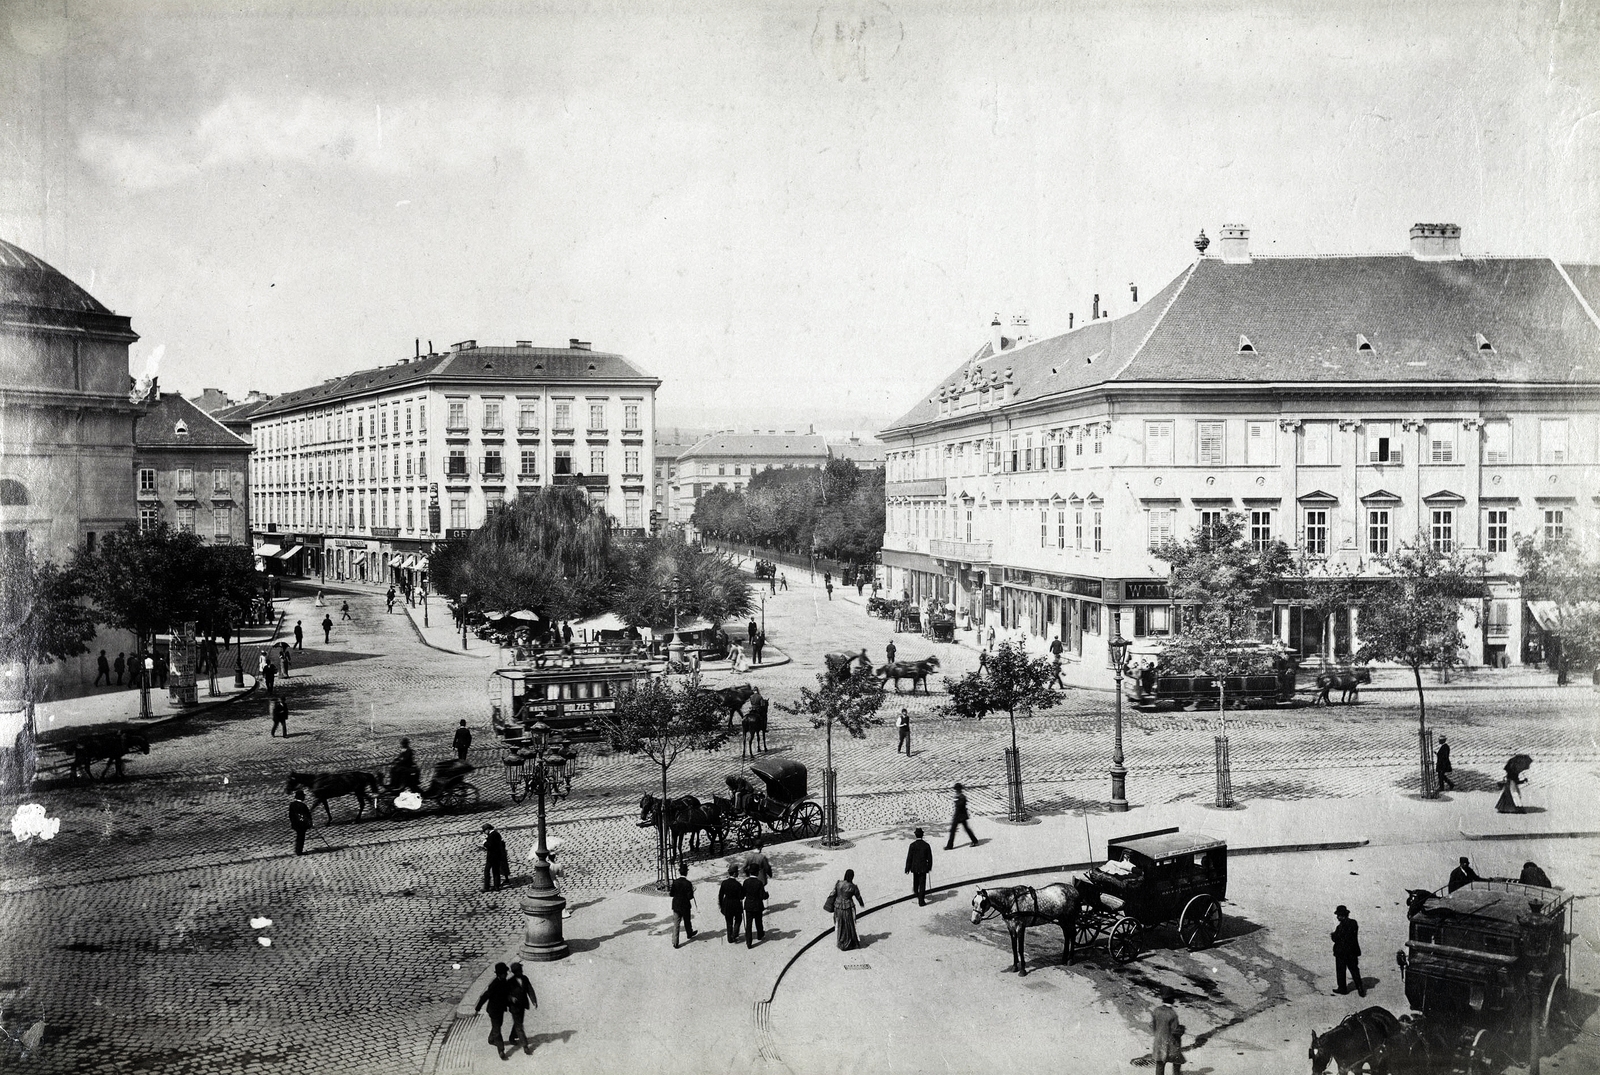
[978,886,1044,924]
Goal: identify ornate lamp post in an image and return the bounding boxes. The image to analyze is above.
[518,720,570,961]
[662,574,687,667]
[459,593,469,651]
[1108,633,1132,812]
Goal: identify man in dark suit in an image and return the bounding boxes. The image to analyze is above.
[474,963,511,1046]
[95,650,111,687]
[453,720,473,761]
[482,824,510,891]
[289,789,313,855]
[905,828,934,905]
[113,652,126,686]
[669,863,696,948]
[1331,905,1364,996]
[742,864,768,948]
[271,695,289,737]
[747,619,758,647]
[1447,856,1480,892]
[1435,736,1455,791]
[293,620,304,650]
[718,862,744,943]
[945,782,977,849]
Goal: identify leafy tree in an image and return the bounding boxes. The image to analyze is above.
[941,640,1062,818]
[612,532,753,630]
[0,545,97,701]
[692,459,885,562]
[72,524,256,649]
[780,666,886,843]
[1515,533,1600,678]
[1282,556,1360,668]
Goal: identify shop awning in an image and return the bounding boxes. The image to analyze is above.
[1526,599,1600,634]
[254,543,283,558]
[279,546,304,562]
[389,555,403,568]
[403,555,420,570]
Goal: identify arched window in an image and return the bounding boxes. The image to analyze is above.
[0,479,28,506]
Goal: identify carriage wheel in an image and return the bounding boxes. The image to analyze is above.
[1543,974,1568,1030]
[461,782,481,808]
[1179,895,1221,951]
[1465,1029,1495,1075]
[1108,916,1141,963]
[793,802,824,838]
[1073,918,1099,951]
[737,818,762,849]
[374,792,396,819]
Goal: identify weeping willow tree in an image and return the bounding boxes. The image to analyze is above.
[612,532,753,630]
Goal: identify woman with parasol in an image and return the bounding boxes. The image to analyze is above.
[1496,754,1532,813]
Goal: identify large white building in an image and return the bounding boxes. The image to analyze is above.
[880,224,1600,686]
[248,339,659,588]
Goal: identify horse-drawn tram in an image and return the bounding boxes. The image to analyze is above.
[488,655,652,743]
[1071,827,1228,962]
[1126,646,1298,711]
[724,759,824,848]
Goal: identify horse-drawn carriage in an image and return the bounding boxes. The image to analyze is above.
[752,559,777,580]
[373,758,481,816]
[1071,828,1228,962]
[924,609,957,643]
[724,758,824,848]
[895,605,922,633]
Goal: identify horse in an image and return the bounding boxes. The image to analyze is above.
[742,697,770,757]
[286,771,381,822]
[877,657,941,694]
[699,684,754,729]
[1313,667,1373,706]
[1309,1006,1420,1074]
[1404,889,1436,918]
[970,883,1082,977]
[68,730,151,781]
[640,793,725,860]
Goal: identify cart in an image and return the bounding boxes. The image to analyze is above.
[925,612,956,643]
[896,606,922,633]
[724,758,825,847]
[373,759,480,816]
[1071,827,1227,962]
[753,559,777,580]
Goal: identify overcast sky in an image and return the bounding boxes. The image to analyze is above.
[4,0,1598,435]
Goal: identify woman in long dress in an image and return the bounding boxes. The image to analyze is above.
[833,869,865,950]
[1496,760,1527,813]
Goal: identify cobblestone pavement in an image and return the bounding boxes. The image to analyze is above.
[2,574,1596,1073]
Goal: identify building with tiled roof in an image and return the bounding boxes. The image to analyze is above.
[652,427,708,528]
[880,224,1600,685]
[668,430,830,525]
[134,393,252,546]
[828,435,886,469]
[208,393,276,439]
[246,339,659,587]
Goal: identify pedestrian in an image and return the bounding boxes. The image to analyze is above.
[505,962,536,1053]
[728,642,745,673]
[856,576,864,596]
[289,788,312,855]
[1496,757,1528,813]
[270,695,289,737]
[315,589,326,609]
[885,640,896,665]
[1435,736,1455,791]
[453,719,473,761]
[944,782,977,849]
[895,708,911,755]
[292,620,304,651]
[669,862,697,948]
[114,651,126,686]
[154,651,168,687]
[718,861,744,943]
[779,572,788,591]
[94,650,111,687]
[340,600,352,622]
[905,828,933,906]
[262,657,276,697]
[769,573,777,596]
[385,587,396,614]
[1151,991,1186,1075]
[752,630,766,665]
[481,823,510,891]
[742,863,767,947]
[1049,637,1066,687]
[986,625,996,652]
[744,837,773,883]
[321,614,333,644]
[1331,905,1365,996]
[825,579,833,601]
[830,868,864,950]
[1447,856,1480,892]
[1519,861,1552,887]
[278,642,291,678]
[562,622,573,645]
[747,618,758,646]
[474,963,511,1047]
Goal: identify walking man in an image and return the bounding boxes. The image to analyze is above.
[474,963,511,1046]
[744,837,773,883]
[262,655,276,697]
[293,620,304,650]
[944,782,977,849]
[278,642,291,678]
[825,577,834,601]
[669,862,697,948]
[114,652,126,686]
[386,587,396,614]
[752,631,766,665]
[271,695,289,737]
[905,827,933,906]
[742,863,768,948]
[321,614,333,644]
[719,862,744,943]
[1151,991,1185,1075]
[289,789,313,855]
[482,823,510,891]
[1049,637,1066,688]
[779,572,788,591]
[340,600,352,622]
[453,719,473,761]
[1331,905,1365,996]
[747,618,758,648]
[895,708,911,756]
[505,962,536,1053]
[95,650,111,687]
[885,640,896,666]
[1435,735,1455,791]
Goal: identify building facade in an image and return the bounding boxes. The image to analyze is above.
[134,393,252,545]
[248,340,659,588]
[653,427,704,528]
[669,431,830,525]
[880,224,1600,686]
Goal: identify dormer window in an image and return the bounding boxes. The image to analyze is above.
[1476,333,1493,351]
[1356,334,1373,352]
[174,419,189,437]
[1238,335,1255,353]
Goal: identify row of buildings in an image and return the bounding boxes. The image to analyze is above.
[879,224,1600,685]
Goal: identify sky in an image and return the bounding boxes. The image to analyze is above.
[3,0,1599,435]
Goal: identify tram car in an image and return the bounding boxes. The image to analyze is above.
[488,655,652,742]
[1125,643,1298,710]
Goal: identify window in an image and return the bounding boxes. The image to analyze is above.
[1486,509,1508,553]
[1245,422,1273,466]
[589,403,606,430]
[406,500,415,530]
[1007,437,1019,473]
[1134,605,1172,637]
[138,468,156,494]
[520,450,538,476]
[1303,509,1328,556]
[1301,422,1331,466]
[1056,509,1066,549]
[177,468,194,493]
[554,449,572,476]
[447,400,466,429]
[1427,423,1456,463]
[418,404,426,432]
[519,401,539,431]
[450,498,467,530]
[1368,509,1391,555]
[1074,509,1083,548]
[1148,508,1173,549]
[1024,434,1035,471]
[483,401,502,430]
[1366,422,1401,464]
[1040,508,1049,547]
[405,407,413,433]
[1198,421,1226,466]
[625,449,640,475]
[1093,509,1103,552]
[405,455,413,478]
[1144,421,1174,465]
[358,499,366,527]
[176,506,196,533]
[1431,509,1454,552]
[358,455,366,481]
[139,504,159,531]
[1250,509,1273,549]
[625,495,643,529]
[1093,426,1104,455]
[624,403,640,430]
[381,410,388,437]
[1483,422,1510,464]
[417,454,426,479]
[1540,419,1569,463]
[211,468,228,494]
[357,416,365,439]
[1544,508,1566,543]
[483,449,503,476]
[590,448,606,474]
[447,450,467,477]
[1074,430,1084,458]
[1199,509,1226,541]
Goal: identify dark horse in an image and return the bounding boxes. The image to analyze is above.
[639,793,727,860]
[1313,667,1373,706]
[286,771,381,822]
[1310,1006,1425,1074]
[877,657,941,694]
[742,696,770,757]
[699,684,754,730]
[69,729,151,781]
[970,884,1081,977]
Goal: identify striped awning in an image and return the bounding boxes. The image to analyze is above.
[254,543,283,558]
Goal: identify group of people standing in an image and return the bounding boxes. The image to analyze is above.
[673,840,774,949]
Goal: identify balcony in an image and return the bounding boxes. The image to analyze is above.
[517,424,540,435]
[517,471,540,485]
[930,538,992,563]
[553,473,609,489]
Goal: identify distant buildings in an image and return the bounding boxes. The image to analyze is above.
[668,430,830,525]
[134,393,252,546]
[828,435,886,470]
[653,427,705,527]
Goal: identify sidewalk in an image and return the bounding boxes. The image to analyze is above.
[430,775,1600,1075]
[405,603,497,660]
[33,672,259,742]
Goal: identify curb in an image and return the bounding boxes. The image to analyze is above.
[404,606,494,660]
[1458,826,1600,841]
[134,676,261,729]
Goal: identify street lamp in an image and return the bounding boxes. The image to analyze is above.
[1108,633,1132,812]
[140,653,155,720]
[459,593,469,651]
[662,574,687,668]
[422,584,429,628]
[518,720,570,961]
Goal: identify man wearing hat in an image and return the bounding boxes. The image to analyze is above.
[481,823,510,891]
[905,827,934,906]
[1331,905,1364,996]
[1447,856,1480,893]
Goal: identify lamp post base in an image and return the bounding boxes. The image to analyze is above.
[517,863,569,962]
[667,640,686,668]
[1108,763,1129,812]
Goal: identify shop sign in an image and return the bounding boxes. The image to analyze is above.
[1122,580,1170,601]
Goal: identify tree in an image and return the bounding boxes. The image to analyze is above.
[780,666,886,843]
[590,674,729,884]
[691,460,886,562]
[612,532,753,630]
[1282,556,1360,668]
[1356,537,1487,795]
[0,545,97,701]
[1515,533,1600,679]
[72,524,257,649]
[941,640,1062,819]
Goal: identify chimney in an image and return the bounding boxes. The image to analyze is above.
[1409,223,1462,260]
[1129,283,1139,306]
[1009,313,1030,347]
[569,339,591,351]
[515,340,533,348]
[1219,224,1251,264]
[1069,312,1074,329]
[990,314,1004,355]
[415,338,420,359]
[1092,294,1100,320]
[452,339,476,351]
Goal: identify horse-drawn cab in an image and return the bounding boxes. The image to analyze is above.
[753,559,777,580]
[1072,828,1227,962]
[724,758,824,848]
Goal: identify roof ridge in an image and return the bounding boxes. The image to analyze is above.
[1108,259,1198,382]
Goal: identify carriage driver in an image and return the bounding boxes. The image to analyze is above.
[391,737,421,792]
